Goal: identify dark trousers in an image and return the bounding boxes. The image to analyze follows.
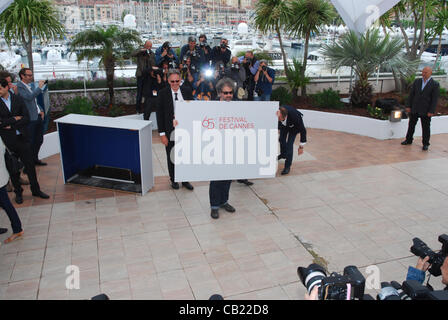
[279,129,298,168]
[165,135,175,183]
[405,113,431,146]
[28,119,44,162]
[209,180,232,209]
[6,135,41,195]
[136,76,145,113]
[0,185,22,234]
[42,111,50,134]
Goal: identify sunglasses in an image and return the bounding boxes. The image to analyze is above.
[24,74,33,77]
[222,91,233,95]
[170,80,180,83]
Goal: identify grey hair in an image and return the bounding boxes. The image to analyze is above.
[216,77,235,93]
[259,59,268,65]
[167,69,180,78]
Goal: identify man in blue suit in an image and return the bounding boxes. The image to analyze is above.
[277,105,307,175]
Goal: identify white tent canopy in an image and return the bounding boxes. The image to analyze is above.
[0,0,14,15]
[330,0,401,34]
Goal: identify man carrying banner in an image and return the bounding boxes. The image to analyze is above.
[209,78,237,219]
[156,69,194,190]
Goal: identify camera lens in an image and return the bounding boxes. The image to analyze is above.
[298,264,327,296]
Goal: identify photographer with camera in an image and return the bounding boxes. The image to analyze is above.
[198,34,212,69]
[239,51,258,101]
[131,40,156,114]
[180,36,204,72]
[211,38,231,67]
[179,56,198,90]
[155,41,178,66]
[143,67,163,122]
[254,60,275,101]
[193,70,216,101]
[407,236,448,288]
[223,56,246,100]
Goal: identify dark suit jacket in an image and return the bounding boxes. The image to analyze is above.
[278,105,307,143]
[156,85,194,136]
[407,78,440,115]
[0,93,30,146]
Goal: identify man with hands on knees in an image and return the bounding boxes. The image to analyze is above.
[277,105,307,175]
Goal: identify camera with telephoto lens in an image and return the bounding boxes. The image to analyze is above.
[298,263,367,300]
[410,234,448,277]
[378,280,448,300]
[220,42,228,49]
[200,41,207,48]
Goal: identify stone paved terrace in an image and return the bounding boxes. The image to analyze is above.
[0,129,448,300]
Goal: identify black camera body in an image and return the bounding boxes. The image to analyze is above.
[261,65,267,72]
[411,234,448,276]
[231,63,240,71]
[298,264,367,300]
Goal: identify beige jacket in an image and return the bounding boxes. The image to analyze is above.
[0,139,10,188]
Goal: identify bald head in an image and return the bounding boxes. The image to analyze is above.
[422,67,432,81]
[144,40,152,50]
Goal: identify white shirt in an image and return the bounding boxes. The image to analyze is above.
[160,89,185,137]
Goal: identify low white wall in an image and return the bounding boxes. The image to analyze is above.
[301,109,448,140]
[39,110,448,160]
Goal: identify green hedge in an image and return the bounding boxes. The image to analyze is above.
[48,78,136,90]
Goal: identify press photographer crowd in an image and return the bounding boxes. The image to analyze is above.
[299,234,448,300]
[130,36,275,117]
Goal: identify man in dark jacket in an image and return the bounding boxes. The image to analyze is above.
[156,69,194,191]
[401,66,440,151]
[131,40,156,113]
[277,105,307,175]
[0,78,49,204]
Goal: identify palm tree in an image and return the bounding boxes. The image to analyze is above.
[432,2,448,70]
[0,0,65,72]
[253,0,292,75]
[287,0,335,96]
[70,25,141,106]
[322,29,416,108]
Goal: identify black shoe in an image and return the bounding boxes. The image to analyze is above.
[34,160,47,166]
[15,193,23,204]
[32,191,50,199]
[211,209,219,219]
[182,182,194,190]
[277,155,286,160]
[281,167,290,175]
[220,203,235,213]
[401,140,412,145]
[422,145,429,151]
[171,182,180,190]
[237,179,253,186]
[0,227,8,235]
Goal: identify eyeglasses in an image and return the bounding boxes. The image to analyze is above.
[24,74,33,77]
[222,91,233,95]
[170,80,180,83]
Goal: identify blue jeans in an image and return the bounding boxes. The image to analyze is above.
[209,180,232,209]
[0,186,22,234]
[255,94,271,101]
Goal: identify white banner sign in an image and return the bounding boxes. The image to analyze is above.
[174,101,279,182]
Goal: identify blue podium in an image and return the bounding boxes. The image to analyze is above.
[55,114,153,195]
